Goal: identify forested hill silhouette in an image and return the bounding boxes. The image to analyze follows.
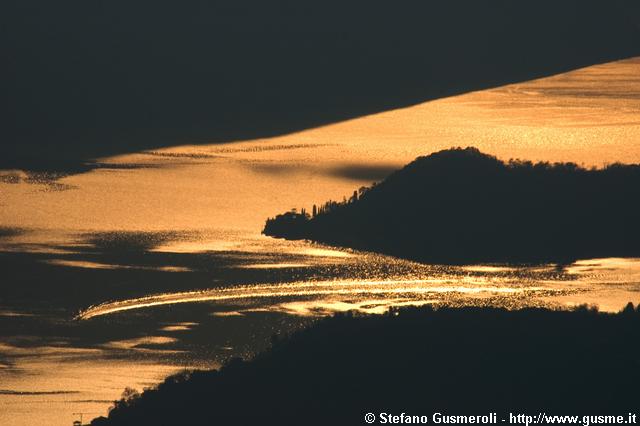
[264,148,640,264]
[3,0,640,171]
[91,305,640,425]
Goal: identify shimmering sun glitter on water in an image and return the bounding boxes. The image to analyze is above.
[1,58,640,426]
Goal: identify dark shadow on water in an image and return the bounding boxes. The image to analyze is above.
[0,228,583,315]
[0,227,25,239]
[328,164,399,182]
[244,161,399,182]
[2,0,639,172]
[0,229,320,376]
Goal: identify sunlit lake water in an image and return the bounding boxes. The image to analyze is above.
[1,57,640,426]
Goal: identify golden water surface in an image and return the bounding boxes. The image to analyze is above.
[1,57,639,426]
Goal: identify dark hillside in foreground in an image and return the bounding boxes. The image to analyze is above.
[92,305,640,425]
[264,148,640,264]
[2,0,640,171]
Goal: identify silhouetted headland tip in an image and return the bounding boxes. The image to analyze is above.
[264,147,640,264]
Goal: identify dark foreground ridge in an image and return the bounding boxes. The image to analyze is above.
[263,148,640,264]
[3,0,640,171]
[92,305,640,425]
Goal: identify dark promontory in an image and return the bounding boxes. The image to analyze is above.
[92,305,640,425]
[263,148,640,264]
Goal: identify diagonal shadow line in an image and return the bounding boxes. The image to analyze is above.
[1,0,639,173]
